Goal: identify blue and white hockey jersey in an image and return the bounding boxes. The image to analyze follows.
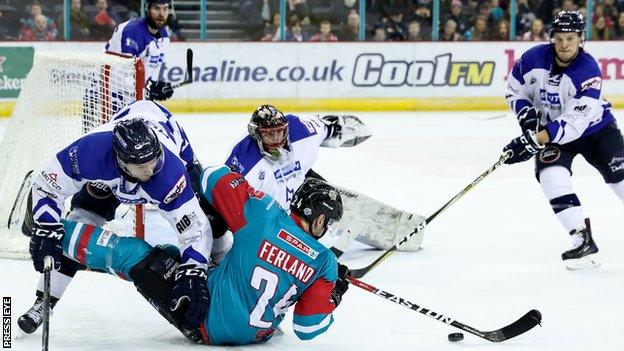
[200,166,339,345]
[506,43,614,145]
[225,115,330,211]
[105,17,169,82]
[31,100,212,267]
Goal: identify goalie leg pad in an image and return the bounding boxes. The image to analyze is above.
[354,212,425,251]
[337,186,425,251]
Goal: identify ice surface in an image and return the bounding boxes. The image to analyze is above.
[1,111,623,351]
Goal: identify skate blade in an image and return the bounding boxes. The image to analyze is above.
[564,255,601,270]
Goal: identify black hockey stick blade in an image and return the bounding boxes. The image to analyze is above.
[481,309,542,342]
[172,48,194,88]
[349,276,541,343]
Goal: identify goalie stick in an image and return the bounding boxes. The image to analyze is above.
[348,276,542,342]
[349,152,510,278]
[171,48,194,89]
[42,256,53,351]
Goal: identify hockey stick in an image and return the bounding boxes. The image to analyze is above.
[350,152,511,278]
[7,170,34,230]
[42,256,53,351]
[171,48,194,89]
[348,276,542,342]
[470,114,507,121]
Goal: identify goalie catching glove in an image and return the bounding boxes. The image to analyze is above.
[320,115,372,148]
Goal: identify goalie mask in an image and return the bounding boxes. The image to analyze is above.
[248,105,289,161]
[113,118,165,182]
[290,178,343,238]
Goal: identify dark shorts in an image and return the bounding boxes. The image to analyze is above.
[70,183,120,221]
[535,122,624,184]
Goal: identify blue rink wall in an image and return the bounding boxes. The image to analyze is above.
[1,41,624,116]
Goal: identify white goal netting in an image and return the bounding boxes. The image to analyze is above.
[0,51,144,259]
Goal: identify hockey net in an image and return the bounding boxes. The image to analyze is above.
[0,51,145,259]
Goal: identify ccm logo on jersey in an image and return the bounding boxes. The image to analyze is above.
[258,240,316,283]
[581,76,602,91]
[164,175,186,204]
[278,230,319,259]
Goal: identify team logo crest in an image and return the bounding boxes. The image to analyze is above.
[540,146,561,163]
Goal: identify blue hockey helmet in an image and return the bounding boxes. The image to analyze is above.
[550,11,586,38]
[113,118,164,174]
[290,178,343,238]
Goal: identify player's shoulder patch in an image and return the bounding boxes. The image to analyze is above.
[569,51,602,89]
[226,137,263,176]
[288,115,320,143]
[580,76,602,92]
[163,174,187,204]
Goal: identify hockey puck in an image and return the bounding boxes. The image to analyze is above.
[448,333,464,342]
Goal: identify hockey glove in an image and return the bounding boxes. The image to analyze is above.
[330,263,350,307]
[320,115,372,148]
[516,106,541,134]
[29,222,64,273]
[171,264,211,329]
[503,130,544,165]
[147,80,174,101]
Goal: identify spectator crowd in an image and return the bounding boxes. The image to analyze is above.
[1,0,624,42]
[240,0,624,42]
[0,0,183,41]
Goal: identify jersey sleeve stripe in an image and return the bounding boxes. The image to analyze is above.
[292,314,334,340]
[65,221,84,261]
[76,224,97,264]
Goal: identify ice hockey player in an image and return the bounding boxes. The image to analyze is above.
[18,100,229,334]
[502,11,624,269]
[105,0,173,101]
[54,169,349,345]
[225,105,423,252]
